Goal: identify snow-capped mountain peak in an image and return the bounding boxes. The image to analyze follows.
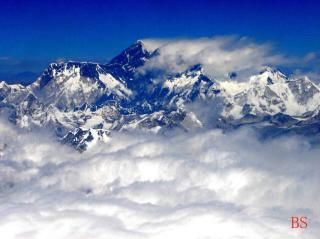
[1,42,320,150]
[250,67,287,85]
[29,61,132,110]
[108,41,152,70]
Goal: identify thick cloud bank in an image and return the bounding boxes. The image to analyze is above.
[0,119,319,239]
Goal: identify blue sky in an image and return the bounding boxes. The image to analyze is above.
[0,0,319,80]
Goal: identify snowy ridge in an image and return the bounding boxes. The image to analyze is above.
[1,41,320,150]
[219,68,320,119]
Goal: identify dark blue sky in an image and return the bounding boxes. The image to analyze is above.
[0,0,319,79]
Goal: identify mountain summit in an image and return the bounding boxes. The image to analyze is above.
[1,42,320,151]
[108,40,152,70]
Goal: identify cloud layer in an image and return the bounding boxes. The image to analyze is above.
[0,118,319,239]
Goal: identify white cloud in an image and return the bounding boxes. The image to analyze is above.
[0,118,319,238]
[140,36,290,81]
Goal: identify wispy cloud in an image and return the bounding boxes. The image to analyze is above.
[140,36,292,81]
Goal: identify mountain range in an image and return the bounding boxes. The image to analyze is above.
[1,41,320,151]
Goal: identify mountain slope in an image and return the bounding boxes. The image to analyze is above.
[1,41,320,150]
